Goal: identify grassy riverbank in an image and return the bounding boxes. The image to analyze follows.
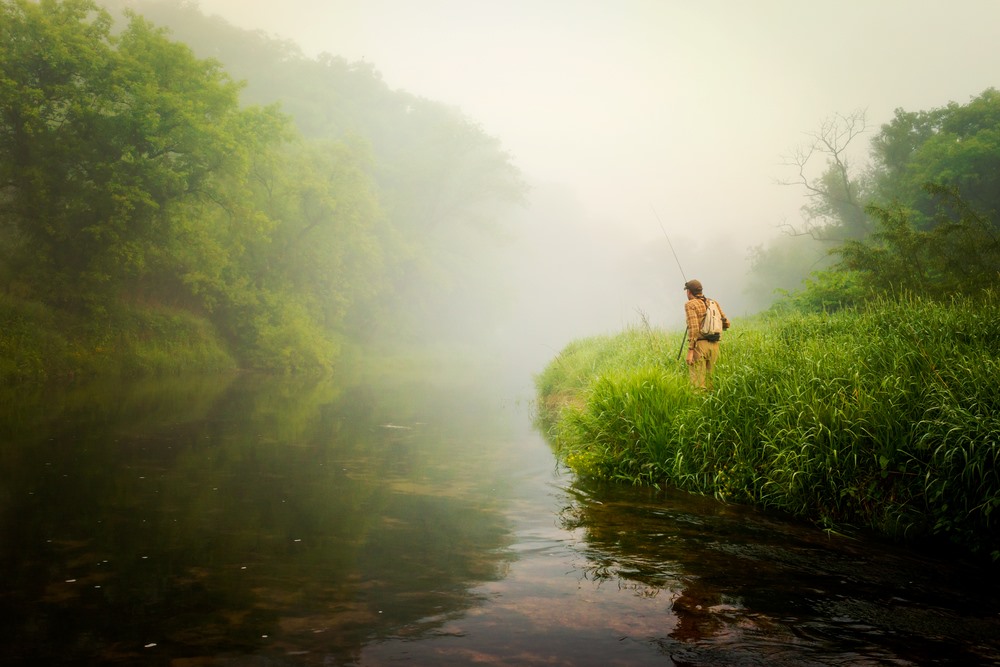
[535,292,1000,560]
[0,296,237,382]
[0,294,496,385]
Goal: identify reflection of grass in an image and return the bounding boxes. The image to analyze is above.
[536,292,1000,560]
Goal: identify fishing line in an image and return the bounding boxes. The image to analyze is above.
[650,205,691,361]
[650,205,686,283]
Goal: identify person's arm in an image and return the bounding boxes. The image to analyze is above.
[684,301,700,364]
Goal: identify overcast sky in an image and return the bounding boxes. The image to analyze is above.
[193,0,998,244]
[188,0,999,364]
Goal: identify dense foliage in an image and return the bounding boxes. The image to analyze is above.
[536,294,1000,561]
[871,89,1000,230]
[753,89,1000,309]
[0,0,524,378]
[97,0,527,345]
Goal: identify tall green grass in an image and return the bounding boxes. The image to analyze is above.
[0,296,236,382]
[536,292,1000,559]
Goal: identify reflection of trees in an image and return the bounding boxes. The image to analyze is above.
[0,374,514,664]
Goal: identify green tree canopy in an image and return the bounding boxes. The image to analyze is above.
[97,0,528,343]
[760,90,1000,310]
[0,0,283,310]
[1,0,397,370]
[1,0,527,371]
[838,185,1000,298]
[872,88,1000,231]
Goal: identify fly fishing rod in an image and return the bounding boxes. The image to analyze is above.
[650,205,689,361]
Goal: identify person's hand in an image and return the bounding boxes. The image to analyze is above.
[686,349,695,365]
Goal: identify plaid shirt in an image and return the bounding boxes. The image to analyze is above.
[684,296,729,350]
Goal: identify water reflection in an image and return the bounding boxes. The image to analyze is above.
[559,476,1000,665]
[4,373,1000,665]
[0,373,519,665]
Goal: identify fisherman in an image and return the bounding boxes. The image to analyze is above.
[683,279,730,390]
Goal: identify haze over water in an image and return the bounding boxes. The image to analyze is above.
[3,372,998,665]
[193,0,1000,348]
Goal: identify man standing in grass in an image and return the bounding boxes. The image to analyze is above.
[683,279,730,390]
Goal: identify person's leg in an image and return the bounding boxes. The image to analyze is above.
[689,341,708,389]
[702,342,720,390]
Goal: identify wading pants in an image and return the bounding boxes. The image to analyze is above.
[689,339,720,390]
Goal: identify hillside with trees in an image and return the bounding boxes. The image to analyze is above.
[0,0,525,379]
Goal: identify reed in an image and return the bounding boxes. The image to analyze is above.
[536,291,1000,559]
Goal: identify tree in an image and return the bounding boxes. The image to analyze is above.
[744,234,835,312]
[1,0,118,302]
[777,109,873,241]
[250,139,386,335]
[746,111,872,310]
[96,0,528,343]
[870,89,1000,231]
[2,0,529,370]
[765,91,1000,311]
[0,0,282,312]
[826,90,1000,300]
[837,185,1000,298]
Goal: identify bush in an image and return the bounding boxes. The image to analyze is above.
[0,295,236,382]
[0,297,74,381]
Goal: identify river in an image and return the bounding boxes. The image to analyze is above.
[0,370,997,666]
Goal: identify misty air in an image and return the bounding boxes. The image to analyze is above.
[2,1,999,664]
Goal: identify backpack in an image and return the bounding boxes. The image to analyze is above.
[700,298,723,341]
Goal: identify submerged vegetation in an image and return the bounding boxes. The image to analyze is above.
[536,293,1000,560]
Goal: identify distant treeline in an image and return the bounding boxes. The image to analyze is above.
[0,0,525,379]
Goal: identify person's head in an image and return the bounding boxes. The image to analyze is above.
[683,279,703,296]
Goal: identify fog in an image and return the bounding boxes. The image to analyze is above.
[192,0,1000,377]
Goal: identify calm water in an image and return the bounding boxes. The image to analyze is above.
[1,371,998,666]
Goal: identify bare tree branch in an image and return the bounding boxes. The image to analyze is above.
[775,110,871,241]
